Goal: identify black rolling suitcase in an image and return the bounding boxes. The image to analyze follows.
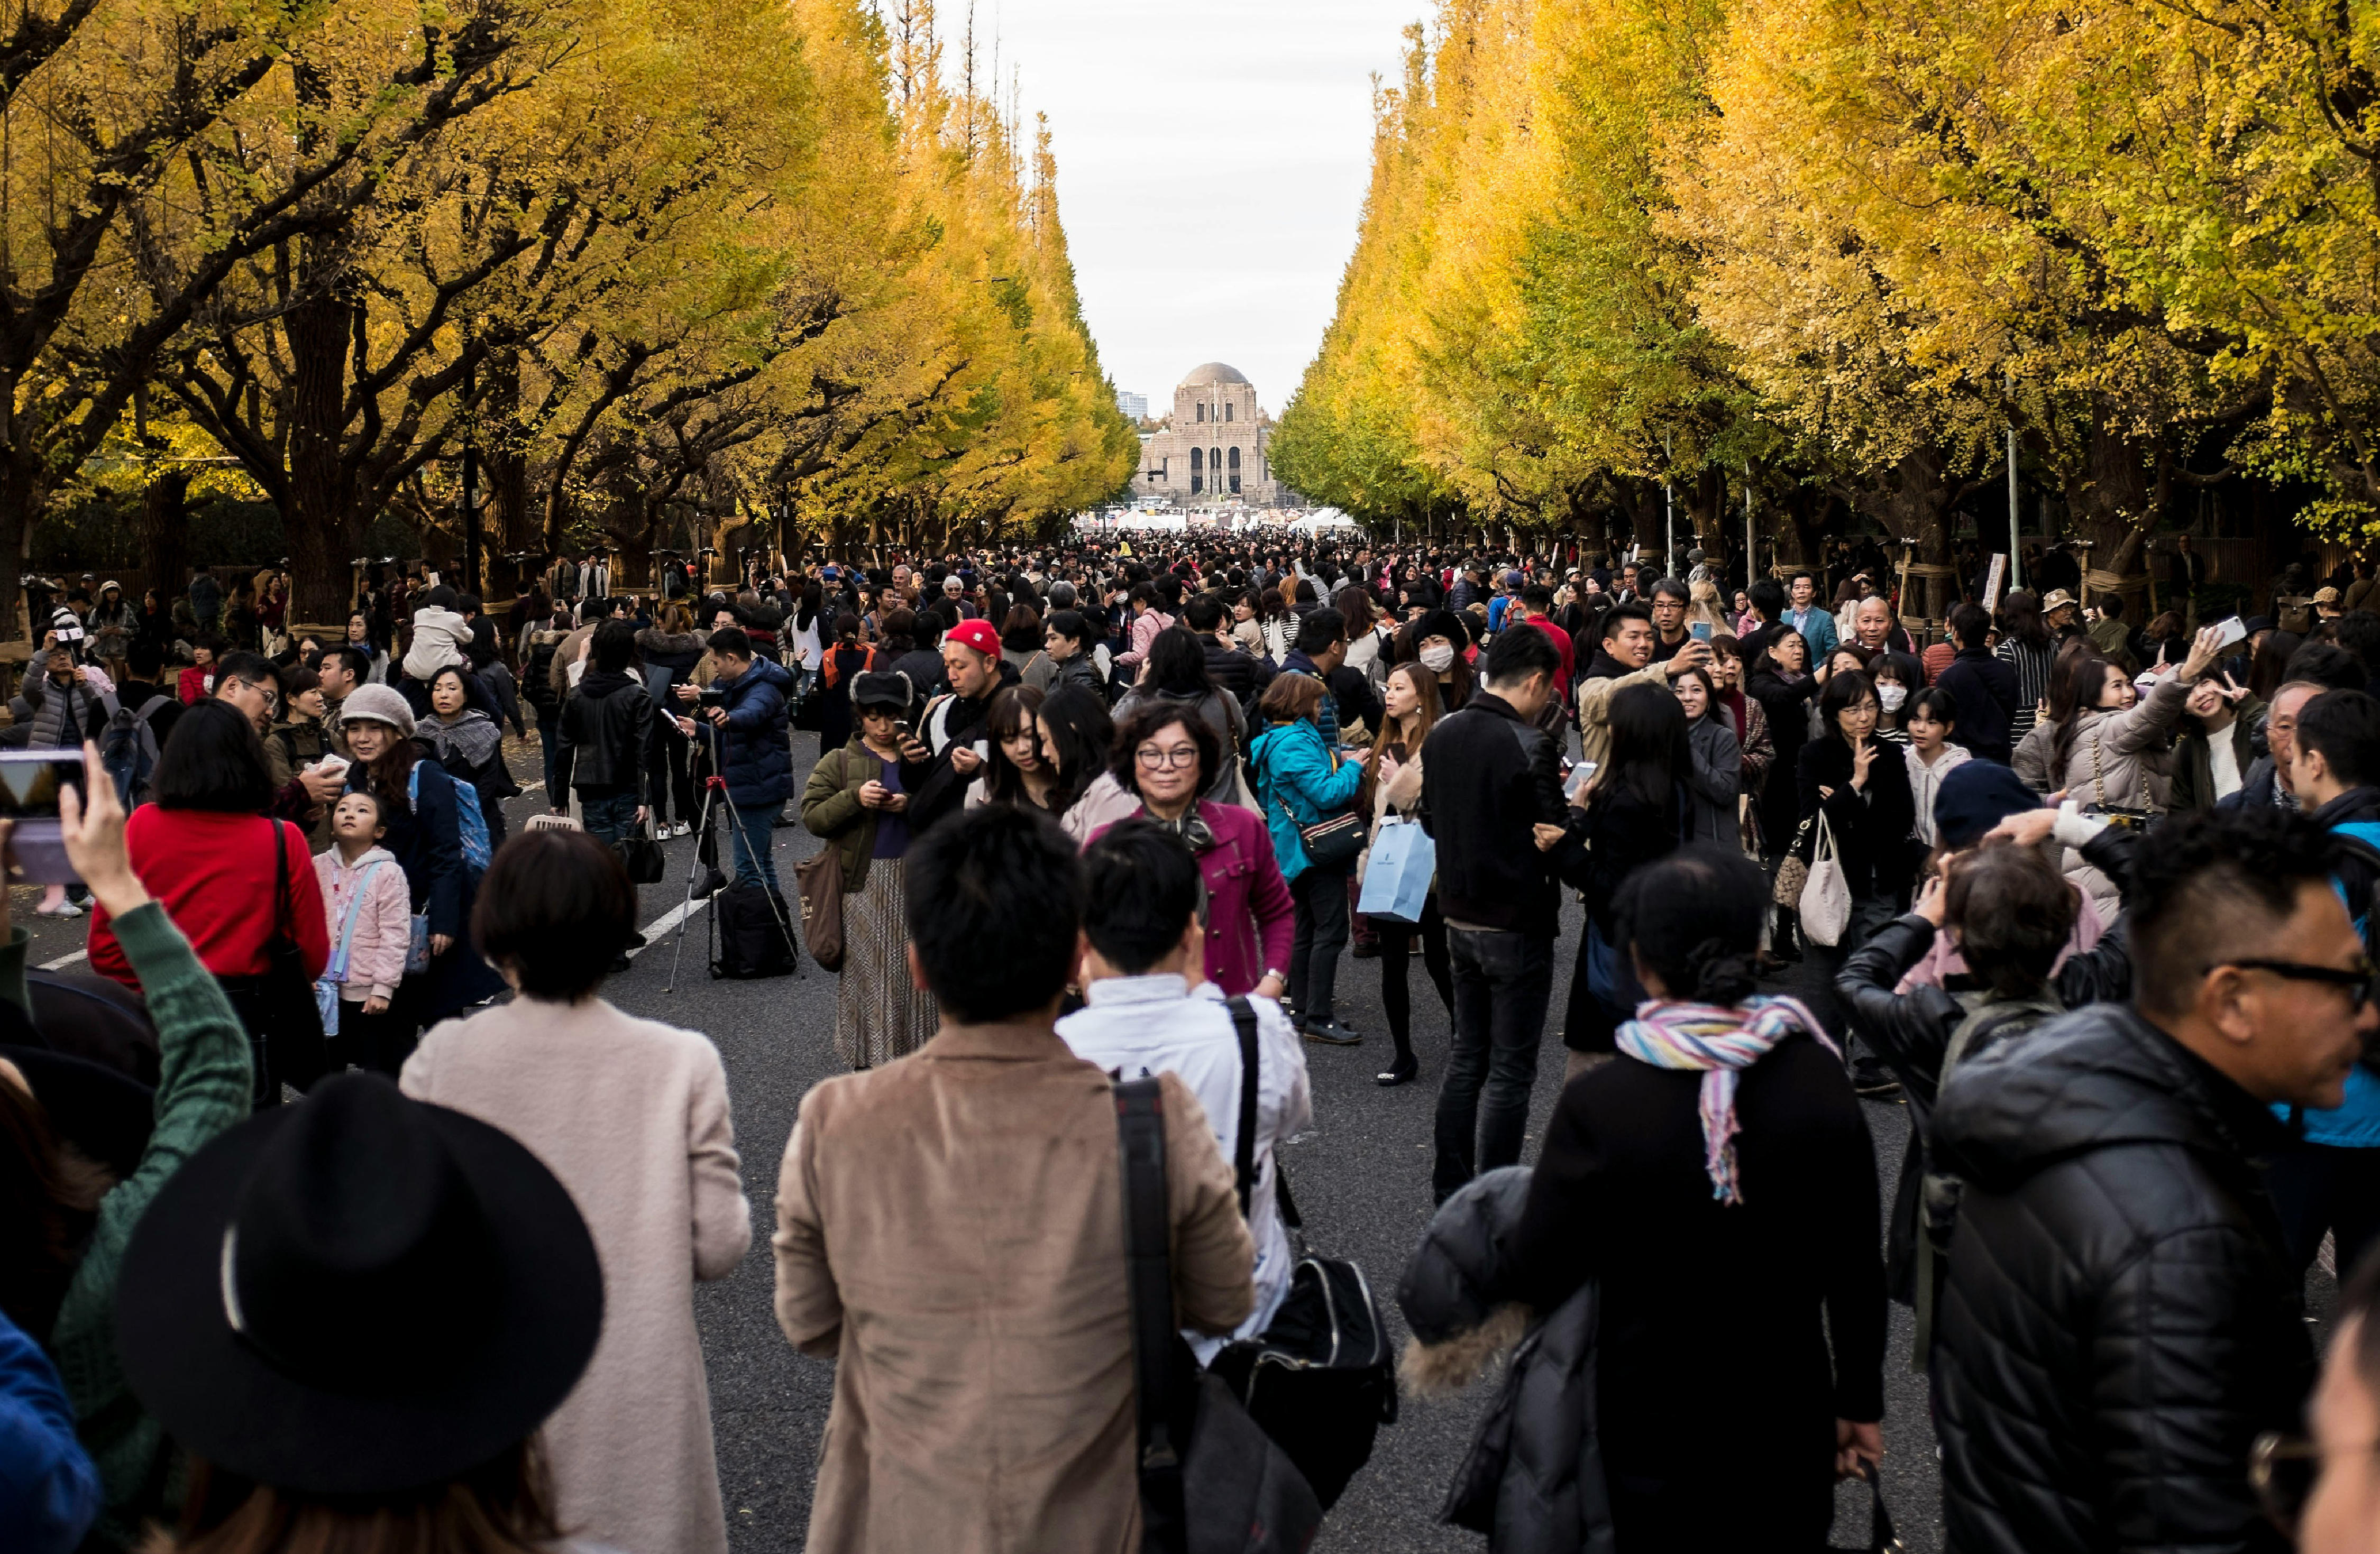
[711,882,800,979]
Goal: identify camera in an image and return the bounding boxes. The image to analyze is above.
[697,686,729,710]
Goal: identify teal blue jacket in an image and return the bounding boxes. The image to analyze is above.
[1251,719,1365,881]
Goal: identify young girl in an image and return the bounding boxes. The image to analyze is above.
[1903,686,1972,849]
[1867,651,1924,747]
[314,790,414,1076]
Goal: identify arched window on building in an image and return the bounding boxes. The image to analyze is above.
[1189,445,1202,494]
[1228,446,1241,494]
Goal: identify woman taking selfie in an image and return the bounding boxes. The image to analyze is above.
[1095,700,1294,1001]
[801,670,938,1068]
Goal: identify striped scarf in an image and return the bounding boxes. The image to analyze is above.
[1614,995,1837,1206]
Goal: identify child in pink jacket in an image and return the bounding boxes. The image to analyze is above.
[314,790,415,1075]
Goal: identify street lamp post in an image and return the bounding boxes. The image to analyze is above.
[461,321,482,596]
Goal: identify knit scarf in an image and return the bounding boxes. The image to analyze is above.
[1614,995,1837,1206]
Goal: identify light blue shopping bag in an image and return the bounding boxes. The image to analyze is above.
[1357,818,1435,924]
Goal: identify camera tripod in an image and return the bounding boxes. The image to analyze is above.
[664,719,801,992]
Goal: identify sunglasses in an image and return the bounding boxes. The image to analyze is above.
[2207,957,2380,1009]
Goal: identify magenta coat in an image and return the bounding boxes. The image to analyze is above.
[1088,799,1295,997]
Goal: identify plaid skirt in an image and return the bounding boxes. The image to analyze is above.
[834,857,939,1070]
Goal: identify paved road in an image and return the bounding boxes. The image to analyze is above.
[10,728,2337,1552]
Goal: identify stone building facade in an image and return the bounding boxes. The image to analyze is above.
[1132,362,1297,507]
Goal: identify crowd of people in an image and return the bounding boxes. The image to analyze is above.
[5,531,2380,1554]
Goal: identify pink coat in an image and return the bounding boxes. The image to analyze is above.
[314,845,413,1000]
[1090,799,1293,997]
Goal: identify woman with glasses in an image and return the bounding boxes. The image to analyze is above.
[1088,700,1293,1000]
[802,670,938,1069]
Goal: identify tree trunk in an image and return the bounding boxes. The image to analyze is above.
[139,467,194,605]
[283,289,368,624]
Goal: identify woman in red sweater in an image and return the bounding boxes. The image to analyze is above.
[86,700,330,1108]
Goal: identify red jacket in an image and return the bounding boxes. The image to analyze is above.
[1088,801,1293,998]
[1517,615,1577,707]
[176,665,212,705]
[88,809,330,988]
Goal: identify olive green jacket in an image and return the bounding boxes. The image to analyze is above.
[801,739,885,893]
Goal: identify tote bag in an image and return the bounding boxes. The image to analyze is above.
[1799,812,1853,947]
[1355,819,1435,924]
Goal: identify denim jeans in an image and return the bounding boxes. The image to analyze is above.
[729,801,779,893]
[1289,862,1351,1023]
[1432,926,1557,1202]
[580,790,639,845]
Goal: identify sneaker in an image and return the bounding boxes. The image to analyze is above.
[1302,1018,1362,1046]
[36,900,83,918]
[671,822,692,840]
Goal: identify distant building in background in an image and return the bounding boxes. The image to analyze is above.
[1115,389,1149,421]
[1132,362,1301,507]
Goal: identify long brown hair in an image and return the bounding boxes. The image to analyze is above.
[2047,647,2114,780]
[149,1438,562,1554]
[0,1075,109,1339]
[1363,660,1443,813]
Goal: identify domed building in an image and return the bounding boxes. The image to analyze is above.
[1132,362,1300,508]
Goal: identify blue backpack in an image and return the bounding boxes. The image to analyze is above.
[410,761,491,879]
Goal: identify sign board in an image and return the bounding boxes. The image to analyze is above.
[1983,553,2007,614]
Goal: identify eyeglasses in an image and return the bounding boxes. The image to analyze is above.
[2207,957,2380,1008]
[1136,746,1200,770]
[232,678,279,713]
[2248,1430,2380,1533]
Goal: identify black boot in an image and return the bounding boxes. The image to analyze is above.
[1769,904,1803,964]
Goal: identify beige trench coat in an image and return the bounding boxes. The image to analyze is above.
[402,997,751,1554]
[773,1018,1254,1554]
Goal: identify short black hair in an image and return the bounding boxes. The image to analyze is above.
[592,619,639,673]
[1949,602,1991,649]
[1647,576,1689,605]
[1046,609,1087,647]
[471,829,639,996]
[322,646,373,685]
[1182,593,1224,633]
[1789,569,1816,587]
[152,700,276,813]
[1614,846,1768,1004]
[1295,608,1347,656]
[1111,698,1222,793]
[2284,640,2368,693]
[1746,578,1785,620]
[127,640,164,678]
[1906,686,1958,728]
[1519,585,1554,613]
[2297,689,2380,789]
[1481,621,1560,686]
[1599,600,1653,645]
[2131,807,2341,1020]
[903,805,1084,1023]
[213,651,278,695]
[708,627,754,661]
[1081,821,1203,974]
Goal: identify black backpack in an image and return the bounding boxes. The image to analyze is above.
[710,882,800,980]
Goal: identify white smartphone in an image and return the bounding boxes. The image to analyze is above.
[1563,761,1598,801]
[2213,614,2249,650]
[306,755,351,779]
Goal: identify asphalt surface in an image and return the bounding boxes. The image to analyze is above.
[12,727,2339,1552]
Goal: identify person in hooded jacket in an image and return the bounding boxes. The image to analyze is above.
[1929,805,2360,1554]
[1507,848,1884,1551]
[1251,672,1368,1043]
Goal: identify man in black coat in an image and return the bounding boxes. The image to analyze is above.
[1420,626,1569,1204]
[1930,806,2367,1554]
[1933,602,2019,764]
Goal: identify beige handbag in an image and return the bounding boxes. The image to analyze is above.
[1799,812,1853,946]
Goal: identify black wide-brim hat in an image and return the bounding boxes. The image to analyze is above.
[114,1073,603,1496]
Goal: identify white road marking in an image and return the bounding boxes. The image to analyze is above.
[39,949,87,970]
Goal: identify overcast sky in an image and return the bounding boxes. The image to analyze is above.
[982,0,1416,420]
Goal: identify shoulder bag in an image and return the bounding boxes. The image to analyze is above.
[1799,811,1852,947]
[615,817,666,885]
[261,819,329,1093]
[1206,1000,1398,1511]
[1118,1074,1322,1554]
[793,751,849,973]
[1267,738,1364,870]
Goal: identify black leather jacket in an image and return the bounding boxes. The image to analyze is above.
[1932,1001,2311,1554]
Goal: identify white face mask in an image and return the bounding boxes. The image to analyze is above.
[1420,642,1457,673]
[1877,683,1908,713]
